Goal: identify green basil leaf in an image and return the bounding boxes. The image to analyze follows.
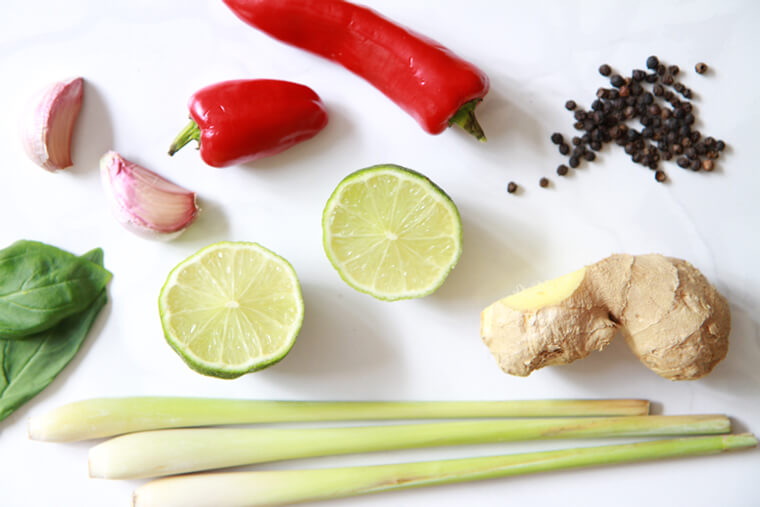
[0,248,108,423]
[0,240,112,339]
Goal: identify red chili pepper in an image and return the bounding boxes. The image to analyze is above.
[169,79,328,167]
[222,0,489,141]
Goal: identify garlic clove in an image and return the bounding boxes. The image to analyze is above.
[21,77,84,171]
[100,151,199,240]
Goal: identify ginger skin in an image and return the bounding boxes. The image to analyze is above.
[480,254,730,380]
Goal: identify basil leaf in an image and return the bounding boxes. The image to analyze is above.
[0,240,112,339]
[0,248,108,423]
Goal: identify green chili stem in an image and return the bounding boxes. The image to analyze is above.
[168,120,201,156]
[449,99,486,141]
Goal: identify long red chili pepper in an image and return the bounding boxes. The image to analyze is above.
[222,0,490,141]
[168,79,328,167]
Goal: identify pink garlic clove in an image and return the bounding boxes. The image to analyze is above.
[21,77,84,171]
[100,151,199,240]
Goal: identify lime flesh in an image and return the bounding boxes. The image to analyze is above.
[323,165,462,301]
[158,242,303,378]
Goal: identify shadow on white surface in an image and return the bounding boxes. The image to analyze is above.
[68,80,112,175]
[263,282,405,394]
[475,84,548,152]
[169,196,230,246]
[431,212,546,308]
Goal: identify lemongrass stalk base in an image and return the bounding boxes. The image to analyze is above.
[91,415,729,479]
[132,434,757,507]
[29,397,649,442]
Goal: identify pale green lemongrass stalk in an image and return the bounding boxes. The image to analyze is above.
[132,433,757,507]
[91,415,729,479]
[28,397,649,442]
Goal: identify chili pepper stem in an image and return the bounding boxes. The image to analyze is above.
[168,120,201,156]
[449,99,486,142]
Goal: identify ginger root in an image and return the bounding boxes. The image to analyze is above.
[480,254,730,380]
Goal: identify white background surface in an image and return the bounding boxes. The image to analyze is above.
[1,0,759,505]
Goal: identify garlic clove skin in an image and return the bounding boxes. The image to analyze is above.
[100,151,199,240]
[21,77,84,172]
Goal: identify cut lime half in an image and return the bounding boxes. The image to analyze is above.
[323,164,462,301]
[158,242,303,378]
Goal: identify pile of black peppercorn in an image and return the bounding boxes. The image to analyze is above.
[548,56,726,183]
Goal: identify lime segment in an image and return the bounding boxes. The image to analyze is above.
[158,242,303,378]
[323,165,462,301]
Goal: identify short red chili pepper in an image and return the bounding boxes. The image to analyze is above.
[168,79,328,167]
[222,0,490,141]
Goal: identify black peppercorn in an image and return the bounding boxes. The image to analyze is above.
[610,74,625,88]
[548,57,726,188]
[695,62,708,74]
[550,133,563,144]
[539,177,550,188]
[507,181,518,193]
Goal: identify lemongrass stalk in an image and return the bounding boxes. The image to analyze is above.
[28,397,649,442]
[91,414,729,480]
[132,433,757,507]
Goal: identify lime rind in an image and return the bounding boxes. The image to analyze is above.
[158,241,304,379]
[322,164,463,301]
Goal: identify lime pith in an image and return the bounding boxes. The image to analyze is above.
[158,242,303,378]
[322,164,462,301]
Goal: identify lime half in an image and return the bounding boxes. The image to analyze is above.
[323,164,462,301]
[158,242,303,378]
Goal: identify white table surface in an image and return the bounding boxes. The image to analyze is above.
[1,1,758,505]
